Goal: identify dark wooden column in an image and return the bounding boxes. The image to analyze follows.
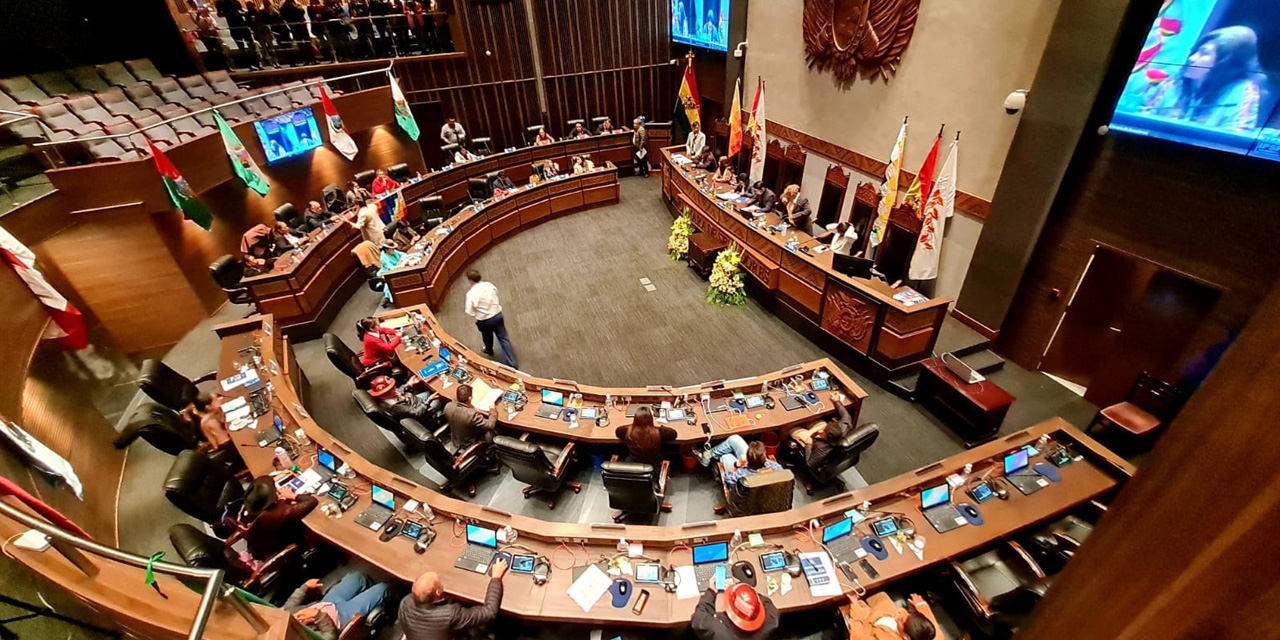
[1019,281,1280,638]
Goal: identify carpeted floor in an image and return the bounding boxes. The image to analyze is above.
[103,175,1101,640]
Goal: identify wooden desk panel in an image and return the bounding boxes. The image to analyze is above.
[216,314,1132,628]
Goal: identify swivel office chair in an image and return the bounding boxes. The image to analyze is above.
[163,449,246,525]
[949,541,1051,639]
[716,464,794,517]
[168,523,297,600]
[601,460,671,523]
[467,177,491,203]
[472,137,492,155]
[408,418,493,497]
[492,436,580,509]
[353,169,377,191]
[530,161,547,181]
[324,333,397,389]
[483,170,501,190]
[524,124,545,146]
[387,163,411,182]
[139,359,218,412]
[351,389,439,451]
[441,143,460,162]
[113,402,201,455]
[783,422,880,494]
[209,255,254,307]
[417,196,444,233]
[590,116,609,132]
[322,184,348,215]
[1025,501,1105,574]
[274,203,306,231]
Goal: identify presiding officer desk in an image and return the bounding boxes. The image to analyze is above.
[662,148,953,377]
[216,314,1133,627]
[239,132,637,336]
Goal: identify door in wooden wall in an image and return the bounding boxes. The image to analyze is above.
[1039,245,1221,407]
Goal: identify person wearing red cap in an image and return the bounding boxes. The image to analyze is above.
[691,578,779,639]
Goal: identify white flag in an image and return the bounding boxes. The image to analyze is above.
[748,78,766,184]
[869,120,907,250]
[319,86,358,161]
[908,140,958,281]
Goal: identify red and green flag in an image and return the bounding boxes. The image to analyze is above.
[672,57,702,147]
[146,139,212,231]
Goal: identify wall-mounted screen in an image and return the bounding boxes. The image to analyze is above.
[673,0,730,52]
[1111,0,1280,160]
[254,108,322,164]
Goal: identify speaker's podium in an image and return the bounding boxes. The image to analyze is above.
[687,232,727,278]
[917,357,1014,446]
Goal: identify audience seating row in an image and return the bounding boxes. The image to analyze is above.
[1,58,335,164]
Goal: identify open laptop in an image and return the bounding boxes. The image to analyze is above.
[1004,450,1048,495]
[354,485,395,529]
[691,541,729,586]
[454,524,500,574]
[314,448,341,480]
[822,516,863,564]
[921,483,967,533]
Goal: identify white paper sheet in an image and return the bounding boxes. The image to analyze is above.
[674,565,700,600]
[567,565,612,613]
[798,552,843,597]
[220,395,247,414]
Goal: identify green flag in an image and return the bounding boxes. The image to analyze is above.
[389,73,419,141]
[213,111,269,196]
[145,139,212,230]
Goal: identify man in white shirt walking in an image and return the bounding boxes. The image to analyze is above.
[464,270,517,368]
[440,117,467,146]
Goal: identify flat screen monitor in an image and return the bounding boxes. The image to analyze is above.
[921,484,950,510]
[833,253,873,279]
[1109,0,1280,161]
[254,108,322,164]
[672,0,730,52]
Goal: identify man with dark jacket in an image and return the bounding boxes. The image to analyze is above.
[443,383,497,451]
[401,557,508,640]
[692,578,779,639]
[788,393,852,468]
[285,572,392,640]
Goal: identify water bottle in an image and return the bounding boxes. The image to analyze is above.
[421,501,435,522]
[730,529,743,549]
[273,446,291,469]
[294,428,310,447]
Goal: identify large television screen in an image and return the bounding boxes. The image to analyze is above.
[1110,0,1280,160]
[673,0,730,52]
[254,108,323,164]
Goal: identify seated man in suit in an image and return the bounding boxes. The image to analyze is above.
[787,395,851,468]
[741,182,779,214]
[443,383,497,452]
[693,147,717,172]
[842,592,940,640]
[596,117,614,134]
[780,184,813,233]
[241,222,301,271]
[491,170,516,194]
[302,201,332,231]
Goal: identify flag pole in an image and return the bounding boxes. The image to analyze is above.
[937,124,945,138]
[955,131,962,141]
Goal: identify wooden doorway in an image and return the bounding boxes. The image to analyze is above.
[1039,245,1222,407]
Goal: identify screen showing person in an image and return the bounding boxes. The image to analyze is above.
[254,108,324,163]
[1110,0,1280,161]
[672,0,730,52]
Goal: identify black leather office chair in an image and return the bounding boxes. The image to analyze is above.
[139,359,218,411]
[322,184,347,215]
[1025,501,1105,574]
[387,162,411,182]
[353,169,376,191]
[441,143,459,161]
[524,124,544,146]
[783,422,880,494]
[601,460,671,523]
[352,389,438,451]
[530,161,547,180]
[418,196,444,232]
[484,170,501,189]
[408,418,493,497]
[324,333,397,389]
[472,137,492,155]
[564,118,585,137]
[949,541,1050,639]
[209,255,254,307]
[113,402,201,455]
[591,116,609,132]
[467,177,491,203]
[168,523,296,598]
[274,202,305,231]
[163,449,246,524]
[492,436,580,509]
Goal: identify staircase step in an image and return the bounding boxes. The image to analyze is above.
[960,349,1005,375]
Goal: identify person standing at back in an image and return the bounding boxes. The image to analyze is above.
[464,270,517,368]
[400,558,507,640]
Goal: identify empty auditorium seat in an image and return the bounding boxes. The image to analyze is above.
[83,135,141,162]
[242,92,281,117]
[123,83,188,120]
[66,95,129,128]
[178,75,218,101]
[170,115,214,140]
[263,90,294,112]
[67,66,110,93]
[105,122,152,154]
[153,78,206,110]
[33,102,103,137]
[96,62,137,87]
[133,114,183,148]
[0,76,58,106]
[282,82,313,107]
[124,59,165,84]
[213,101,252,124]
[304,78,338,99]
[97,87,157,122]
[30,71,80,98]
[204,71,248,97]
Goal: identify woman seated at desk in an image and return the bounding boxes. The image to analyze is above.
[534,129,555,146]
[614,406,677,468]
[454,145,481,164]
[357,317,401,368]
[712,156,735,183]
[569,122,591,140]
[239,476,318,559]
[571,155,595,174]
[376,241,406,307]
[346,180,372,206]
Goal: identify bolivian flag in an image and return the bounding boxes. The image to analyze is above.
[672,64,701,147]
[728,78,743,158]
[145,139,213,230]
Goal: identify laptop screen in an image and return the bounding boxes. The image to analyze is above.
[921,484,950,510]
[317,449,337,472]
[822,517,853,543]
[692,542,728,565]
[541,390,564,406]
[466,524,498,548]
[1004,450,1030,475]
[371,485,394,510]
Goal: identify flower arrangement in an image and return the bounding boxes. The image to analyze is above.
[668,208,694,260]
[707,243,747,306]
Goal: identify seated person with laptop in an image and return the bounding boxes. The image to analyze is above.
[842,592,940,640]
[401,556,507,640]
[787,397,851,467]
[443,383,498,452]
[286,571,393,640]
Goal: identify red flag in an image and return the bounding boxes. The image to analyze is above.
[903,132,942,216]
[320,86,358,161]
[146,139,212,230]
[0,229,87,351]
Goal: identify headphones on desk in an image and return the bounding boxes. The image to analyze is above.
[532,557,552,586]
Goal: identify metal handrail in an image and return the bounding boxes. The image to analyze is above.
[0,110,40,127]
[0,499,269,640]
[30,63,397,148]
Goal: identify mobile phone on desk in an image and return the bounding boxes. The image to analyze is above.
[632,589,650,615]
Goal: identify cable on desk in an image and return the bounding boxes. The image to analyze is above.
[551,541,579,570]
[667,544,692,566]
[793,524,814,544]
[449,519,466,548]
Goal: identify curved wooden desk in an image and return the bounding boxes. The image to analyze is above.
[662,149,953,376]
[216,314,1133,628]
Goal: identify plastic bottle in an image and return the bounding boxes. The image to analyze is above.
[273,446,291,469]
